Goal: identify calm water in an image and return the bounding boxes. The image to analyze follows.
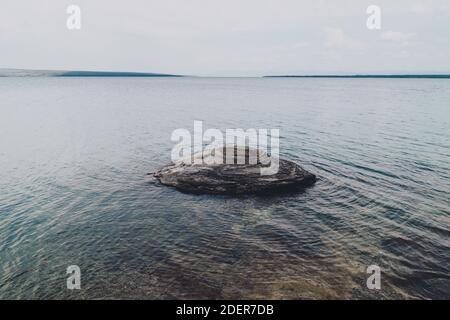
[0,77,449,299]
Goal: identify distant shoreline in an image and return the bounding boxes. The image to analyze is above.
[60,71,181,77]
[264,74,450,79]
[0,69,181,77]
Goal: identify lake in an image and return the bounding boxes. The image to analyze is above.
[0,77,449,299]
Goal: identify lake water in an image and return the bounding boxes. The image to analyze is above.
[0,77,449,299]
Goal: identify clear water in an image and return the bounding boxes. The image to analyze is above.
[0,77,449,299]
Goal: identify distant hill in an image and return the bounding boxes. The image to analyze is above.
[0,68,181,77]
[264,74,450,79]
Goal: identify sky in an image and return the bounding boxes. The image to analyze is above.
[1,0,450,76]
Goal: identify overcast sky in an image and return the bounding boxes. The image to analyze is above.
[1,0,449,76]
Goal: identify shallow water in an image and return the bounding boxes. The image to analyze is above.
[0,77,449,299]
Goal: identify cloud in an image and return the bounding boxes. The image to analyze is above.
[381,31,416,46]
[323,28,364,50]
[293,42,310,49]
[410,3,433,15]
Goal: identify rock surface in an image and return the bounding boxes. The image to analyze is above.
[152,147,316,195]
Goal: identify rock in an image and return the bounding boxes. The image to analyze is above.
[152,147,316,195]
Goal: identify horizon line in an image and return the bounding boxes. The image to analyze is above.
[1,68,450,78]
[264,74,450,79]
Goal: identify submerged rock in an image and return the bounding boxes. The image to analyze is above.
[152,147,316,195]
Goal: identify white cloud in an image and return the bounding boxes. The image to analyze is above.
[293,42,310,49]
[410,3,433,15]
[381,31,416,46]
[324,28,364,50]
